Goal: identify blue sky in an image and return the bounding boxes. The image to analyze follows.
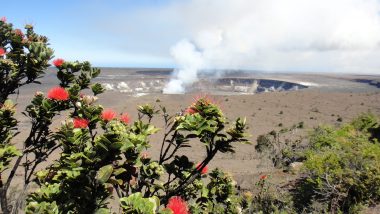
[4,0,380,73]
[4,0,180,67]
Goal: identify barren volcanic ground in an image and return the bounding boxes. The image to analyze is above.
[8,68,380,193]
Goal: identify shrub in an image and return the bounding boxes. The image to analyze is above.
[255,124,306,169]
[189,169,242,213]
[298,115,380,212]
[0,17,55,213]
[249,175,295,214]
[350,112,380,143]
[255,114,380,213]
[25,95,250,213]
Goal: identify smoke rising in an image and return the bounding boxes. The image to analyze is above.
[163,39,204,94]
[163,0,380,93]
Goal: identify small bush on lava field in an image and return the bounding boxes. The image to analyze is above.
[255,124,307,169]
[249,175,296,214]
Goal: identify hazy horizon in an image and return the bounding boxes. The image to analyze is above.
[71,66,380,76]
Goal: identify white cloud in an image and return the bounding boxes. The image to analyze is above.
[98,0,380,74]
[178,0,380,68]
[161,0,380,92]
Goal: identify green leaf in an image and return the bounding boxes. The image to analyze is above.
[120,141,134,152]
[96,164,113,184]
[91,83,105,95]
[158,209,173,214]
[94,208,110,214]
[146,124,160,135]
[120,193,158,214]
[113,168,127,176]
[42,99,52,110]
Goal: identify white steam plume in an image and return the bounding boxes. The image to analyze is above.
[163,40,203,94]
[163,0,380,93]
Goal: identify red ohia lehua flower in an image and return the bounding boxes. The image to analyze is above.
[196,162,208,174]
[47,87,69,101]
[73,118,89,129]
[101,109,116,122]
[53,58,64,67]
[120,112,130,124]
[166,196,189,214]
[1,17,6,22]
[0,48,5,56]
[184,107,197,115]
[260,174,268,180]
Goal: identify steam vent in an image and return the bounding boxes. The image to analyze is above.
[97,69,310,96]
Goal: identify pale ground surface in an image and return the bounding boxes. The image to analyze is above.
[4,69,380,212]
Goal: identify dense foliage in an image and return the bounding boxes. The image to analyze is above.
[298,113,380,213]
[0,16,55,213]
[24,93,250,213]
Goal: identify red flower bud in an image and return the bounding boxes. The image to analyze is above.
[260,175,268,180]
[141,152,149,159]
[192,94,217,106]
[184,107,197,115]
[120,112,130,124]
[14,29,24,37]
[196,162,208,174]
[35,91,44,96]
[129,176,137,186]
[0,48,5,56]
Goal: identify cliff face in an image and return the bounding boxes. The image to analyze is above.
[214,78,307,93]
[354,79,380,88]
[100,78,308,95]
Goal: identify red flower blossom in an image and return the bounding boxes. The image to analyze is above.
[184,107,197,115]
[120,112,130,124]
[167,196,189,214]
[73,118,89,129]
[53,58,64,67]
[260,175,268,180]
[192,94,216,106]
[14,29,24,37]
[0,48,5,56]
[47,87,69,101]
[196,162,208,174]
[0,17,6,22]
[101,109,116,122]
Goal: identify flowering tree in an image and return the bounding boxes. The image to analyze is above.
[0,18,250,214]
[25,93,249,213]
[0,16,54,213]
[0,17,53,103]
